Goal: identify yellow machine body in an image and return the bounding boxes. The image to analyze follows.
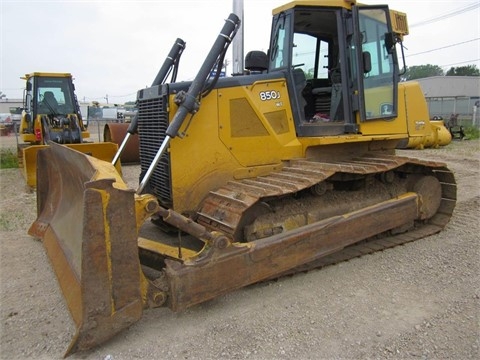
[166,77,450,213]
[29,1,456,356]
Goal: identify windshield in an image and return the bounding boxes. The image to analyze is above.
[36,77,75,115]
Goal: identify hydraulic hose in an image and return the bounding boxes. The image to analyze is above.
[137,13,241,194]
[111,38,186,166]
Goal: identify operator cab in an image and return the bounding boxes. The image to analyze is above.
[28,75,77,117]
[268,3,401,136]
[22,73,85,144]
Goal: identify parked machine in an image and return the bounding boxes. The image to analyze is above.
[29,1,456,356]
[18,72,119,187]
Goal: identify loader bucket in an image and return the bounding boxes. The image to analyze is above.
[28,143,144,356]
[21,142,120,188]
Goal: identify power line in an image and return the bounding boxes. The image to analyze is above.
[82,92,137,101]
[407,38,480,57]
[410,2,480,28]
[109,92,137,99]
[440,59,480,68]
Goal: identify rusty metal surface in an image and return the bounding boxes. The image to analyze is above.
[166,156,456,311]
[195,156,457,285]
[167,194,419,312]
[21,142,119,188]
[197,154,448,240]
[104,122,140,163]
[269,163,457,278]
[65,179,143,356]
[29,143,144,356]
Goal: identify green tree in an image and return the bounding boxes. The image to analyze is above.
[403,64,444,80]
[446,65,480,76]
[300,68,315,80]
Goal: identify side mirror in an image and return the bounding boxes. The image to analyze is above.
[363,51,372,73]
[25,93,33,113]
[26,82,32,91]
[384,32,396,55]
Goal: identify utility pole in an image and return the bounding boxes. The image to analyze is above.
[224,59,230,75]
[474,101,479,128]
[232,0,244,75]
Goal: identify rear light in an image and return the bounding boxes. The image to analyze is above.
[35,128,42,141]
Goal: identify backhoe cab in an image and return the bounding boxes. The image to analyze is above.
[21,72,87,144]
[18,73,119,187]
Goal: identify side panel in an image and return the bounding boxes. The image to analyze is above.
[356,85,408,136]
[168,91,240,213]
[217,78,302,166]
[398,81,452,149]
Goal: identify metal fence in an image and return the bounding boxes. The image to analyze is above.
[426,97,480,128]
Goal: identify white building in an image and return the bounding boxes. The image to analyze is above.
[416,76,480,124]
[0,98,23,114]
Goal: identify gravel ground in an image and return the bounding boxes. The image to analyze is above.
[0,137,479,360]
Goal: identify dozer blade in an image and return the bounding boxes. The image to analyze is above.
[28,143,145,356]
[21,142,120,188]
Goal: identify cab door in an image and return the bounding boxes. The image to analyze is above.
[352,6,399,121]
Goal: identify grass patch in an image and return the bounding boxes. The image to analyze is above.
[0,148,18,169]
[464,126,480,140]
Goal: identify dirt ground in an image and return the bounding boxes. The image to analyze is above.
[0,134,479,360]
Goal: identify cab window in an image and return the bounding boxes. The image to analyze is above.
[270,13,291,70]
[358,8,397,119]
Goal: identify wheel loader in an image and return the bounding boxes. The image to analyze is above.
[29,1,456,356]
[18,72,119,187]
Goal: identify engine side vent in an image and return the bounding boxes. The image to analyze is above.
[137,88,172,207]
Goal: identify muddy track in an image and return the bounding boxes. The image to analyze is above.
[196,154,455,267]
[263,161,456,279]
[197,155,451,237]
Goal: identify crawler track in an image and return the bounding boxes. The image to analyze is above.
[197,154,456,271]
[274,215,455,279]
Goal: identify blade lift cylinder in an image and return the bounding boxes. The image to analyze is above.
[111,38,186,166]
[137,13,241,194]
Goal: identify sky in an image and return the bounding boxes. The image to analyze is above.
[1,0,479,104]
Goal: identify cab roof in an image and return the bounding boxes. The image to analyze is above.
[22,72,73,80]
[273,0,357,15]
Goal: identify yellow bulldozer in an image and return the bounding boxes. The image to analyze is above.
[18,72,119,187]
[29,1,455,356]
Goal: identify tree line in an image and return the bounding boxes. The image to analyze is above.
[403,64,480,81]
